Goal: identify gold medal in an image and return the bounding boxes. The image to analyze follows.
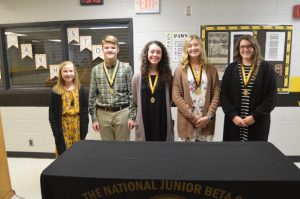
[243,89,248,96]
[150,97,155,103]
[191,64,203,95]
[109,88,115,95]
[195,87,201,95]
[241,64,254,97]
[104,60,119,95]
[148,72,159,104]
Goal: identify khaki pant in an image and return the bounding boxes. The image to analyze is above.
[97,108,130,141]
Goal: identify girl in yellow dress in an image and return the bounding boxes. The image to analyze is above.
[49,61,89,156]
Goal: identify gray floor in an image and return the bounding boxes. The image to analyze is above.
[7,158,300,199]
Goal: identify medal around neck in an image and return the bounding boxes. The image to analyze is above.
[190,64,203,95]
[243,89,248,96]
[150,96,155,103]
[103,60,119,95]
[148,72,158,104]
[109,87,115,95]
[195,87,201,95]
[241,64,253,96]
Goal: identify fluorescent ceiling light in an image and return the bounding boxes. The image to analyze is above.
[48,39,61,42]
[89,26,128,30]
[5,32,28,36]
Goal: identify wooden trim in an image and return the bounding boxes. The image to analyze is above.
[0,112,14,199]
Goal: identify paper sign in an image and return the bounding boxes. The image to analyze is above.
[80,36,92,52]
[6,33,18,49]
[92,45,104,60]
[35,54,47,69]
[67,27,79,44]
[21,44,33,59]
[49,65,60,79]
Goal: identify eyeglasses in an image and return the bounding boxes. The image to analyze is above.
[240,45,253,49]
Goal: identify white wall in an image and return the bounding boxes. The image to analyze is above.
[0,0,300,155]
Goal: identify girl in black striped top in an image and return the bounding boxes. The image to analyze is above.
[221,35,277,141]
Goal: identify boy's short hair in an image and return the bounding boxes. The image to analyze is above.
[101,35,119,48]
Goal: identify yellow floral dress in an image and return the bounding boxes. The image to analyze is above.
[61,88,80,150]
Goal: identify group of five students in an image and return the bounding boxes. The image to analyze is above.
[49,34,277,156]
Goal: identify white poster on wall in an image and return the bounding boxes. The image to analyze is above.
[35,54,47,69]
[92,45,104,61]
[265,32,285,61]
[6,33,19,49]
[165,32,189,63]
[49,64,60,79]
[67,27,79,44]
[21,44,33,59]
[80,36,92,52]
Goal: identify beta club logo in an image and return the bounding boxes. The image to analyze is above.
[150,195,186,199]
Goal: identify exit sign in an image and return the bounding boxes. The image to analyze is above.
[135,0,160,13]
[80,0,103,5]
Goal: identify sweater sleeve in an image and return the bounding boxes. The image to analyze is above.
[79,87,89,139]
[251,61,277,121]
[88,67,99,123]
[172,67,197,123]
[49,92,60,138]
[126,64,136,121]
[221,63,239,120]
[48,91,66,155]
[207,66,220,117]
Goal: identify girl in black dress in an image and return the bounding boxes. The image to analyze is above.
[132,41,174,141]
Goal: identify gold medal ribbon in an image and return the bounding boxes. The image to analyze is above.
[103,60,119,89]
[190,64,203,88]
[148,72,159,95]
[241,64,254,88]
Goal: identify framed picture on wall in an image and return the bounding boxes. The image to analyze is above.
[201,25,293,93]
[207,32,228,79]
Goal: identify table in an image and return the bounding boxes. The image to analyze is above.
[40,141,300,199]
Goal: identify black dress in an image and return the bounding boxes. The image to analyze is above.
[141,75,167,141]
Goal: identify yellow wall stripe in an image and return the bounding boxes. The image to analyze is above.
[289,77,300,92]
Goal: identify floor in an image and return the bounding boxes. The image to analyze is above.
[8,158,54,199]
[7,158,300,199]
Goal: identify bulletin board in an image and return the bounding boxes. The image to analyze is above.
[201,25,293,94]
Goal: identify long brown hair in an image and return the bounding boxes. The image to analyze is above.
[140,41,172,84]
[181,35,208,70]
[52,61,80,94]
[234,35,262,77]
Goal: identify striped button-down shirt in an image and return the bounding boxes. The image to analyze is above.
[88,60,136,122]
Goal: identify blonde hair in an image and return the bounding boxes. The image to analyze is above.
[180,35,208,70]
[101,35,119,48]
[52,61,80,94]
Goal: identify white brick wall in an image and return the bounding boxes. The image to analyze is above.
[1,106,300,155]
[0,0,299,155]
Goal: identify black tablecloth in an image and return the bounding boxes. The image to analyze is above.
[41,141,300,199]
